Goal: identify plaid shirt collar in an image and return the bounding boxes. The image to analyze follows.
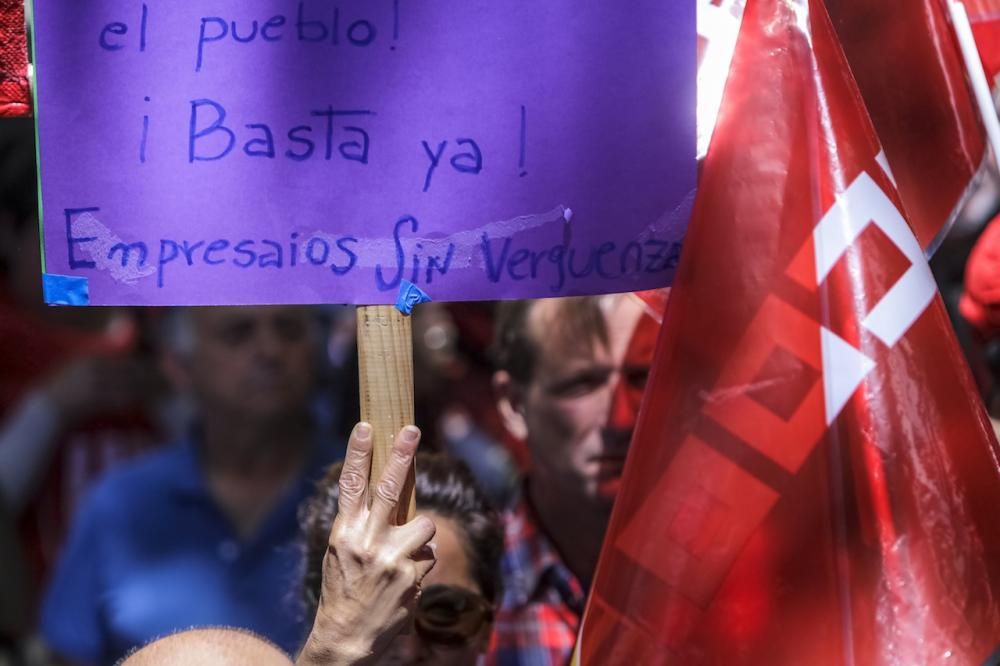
[499,492,587,615]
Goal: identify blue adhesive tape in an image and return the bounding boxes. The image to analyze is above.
[395,280,432,315]
[43,273,90,306]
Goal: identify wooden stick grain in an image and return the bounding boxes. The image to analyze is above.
[356,304,417,524]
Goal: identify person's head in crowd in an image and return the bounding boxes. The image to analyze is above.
[162,306,319,430]
[492,294,658,513]
[300,453,503,665]
[39,305,331,664]
[118,628,293,666]
[959,215,1000,427]
[486,294,660,666]
[960,215,1000,342]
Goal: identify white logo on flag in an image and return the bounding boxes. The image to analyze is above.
[812,164,936,425]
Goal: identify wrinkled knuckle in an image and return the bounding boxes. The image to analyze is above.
[390,447,412,466]
[375,551,400,574]
[375,479,401,503]
[346,448,369,466]
[329,529,351,552]
[338,470,366,497]
[355,544,378,566]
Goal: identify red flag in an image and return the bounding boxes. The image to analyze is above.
[965,0,1000,88]
[826,0,988,253]
[0,0,30,117]
[576,0,1000,662]
[699,0,989,251]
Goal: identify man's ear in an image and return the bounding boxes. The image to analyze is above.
[492,370,528,441]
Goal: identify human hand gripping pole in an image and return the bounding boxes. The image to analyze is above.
[296,423,437,666]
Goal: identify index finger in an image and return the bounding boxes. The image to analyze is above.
[337,422,374,521]
[369,426,420,527]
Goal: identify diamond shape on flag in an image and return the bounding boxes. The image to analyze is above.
[744,346,821,421]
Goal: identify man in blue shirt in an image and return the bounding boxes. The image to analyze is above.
[41,306,343,665]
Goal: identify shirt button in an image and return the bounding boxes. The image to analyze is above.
[217,539,240,562]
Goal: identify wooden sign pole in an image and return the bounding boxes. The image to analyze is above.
[356,304,417,525]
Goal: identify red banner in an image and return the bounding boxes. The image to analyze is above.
[576,0,1000,662]
[699,0,988,253]
[825,0,987,252]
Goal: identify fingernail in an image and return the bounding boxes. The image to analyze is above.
[356,422,372,440]
[402,425,420,443]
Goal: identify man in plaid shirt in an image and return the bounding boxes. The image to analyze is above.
[488,294,660,665]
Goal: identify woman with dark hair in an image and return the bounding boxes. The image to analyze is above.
[300,452,503,665]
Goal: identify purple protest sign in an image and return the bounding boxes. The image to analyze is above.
[33,0,695,305]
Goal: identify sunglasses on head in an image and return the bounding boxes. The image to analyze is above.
[414,584,494,646]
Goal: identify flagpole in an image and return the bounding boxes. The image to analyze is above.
[949,1,1000,166]
[356,305,417,525]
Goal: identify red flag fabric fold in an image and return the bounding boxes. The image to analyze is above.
[698,0,989,253]
[577,0,1000,662]
[825,0,988,252]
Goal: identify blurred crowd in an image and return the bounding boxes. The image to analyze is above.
[2,106,1000,665]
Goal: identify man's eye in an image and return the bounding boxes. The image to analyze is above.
[549,373,607,397]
